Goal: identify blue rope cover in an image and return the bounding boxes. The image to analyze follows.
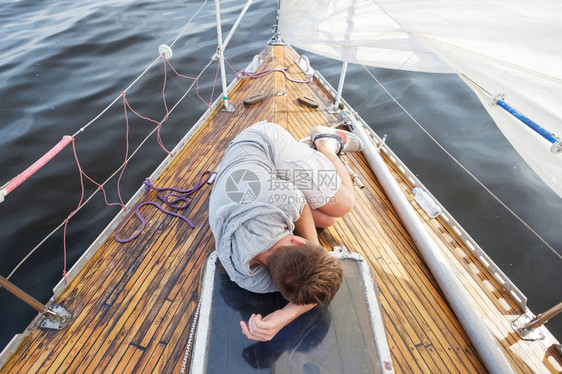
[496,99,558,144]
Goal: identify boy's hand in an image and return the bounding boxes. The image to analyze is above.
[240,311,286,342]
[240,302,316,341]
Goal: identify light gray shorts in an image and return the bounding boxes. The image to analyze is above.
[251,121,341,210]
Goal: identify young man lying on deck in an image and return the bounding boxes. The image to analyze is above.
[209,121,363,341]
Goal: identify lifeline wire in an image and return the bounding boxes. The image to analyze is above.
[72,0,210,138]
[362,64,561,260]
[6,55,218,280]
[170,0,209,49]
[1,0,212,201]
[7,111,169,279]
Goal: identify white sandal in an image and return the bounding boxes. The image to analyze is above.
[309,126,363,155]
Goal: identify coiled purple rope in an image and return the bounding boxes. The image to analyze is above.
[236,67,313,84]
[114,170,212,243]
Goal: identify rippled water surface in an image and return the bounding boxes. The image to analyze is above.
[1,0,560,350]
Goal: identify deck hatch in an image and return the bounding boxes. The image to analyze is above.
[190,251,393,373]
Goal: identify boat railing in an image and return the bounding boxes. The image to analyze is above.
[289,51,562,373]
[1,1,559,369]
[0,0,258,326]
[309,67,530,310]
[0,3,265,368]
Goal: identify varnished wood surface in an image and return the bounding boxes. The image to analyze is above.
[2,45,560,373]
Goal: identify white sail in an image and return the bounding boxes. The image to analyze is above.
[279,0,562,198]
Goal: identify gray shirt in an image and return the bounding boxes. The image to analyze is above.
[208,123,305,293]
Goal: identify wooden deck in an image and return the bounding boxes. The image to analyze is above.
[1,45,560,373]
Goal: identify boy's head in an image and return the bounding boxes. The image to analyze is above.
[267,243,343,305]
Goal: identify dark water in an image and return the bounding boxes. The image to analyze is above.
[0,0,560,352]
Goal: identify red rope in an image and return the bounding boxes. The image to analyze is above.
[62,138,84,283]
[208,61,221,107]
[162,55,213,109]
[62,137,128,282]
[117,92,131,208]
[7,52,223,283]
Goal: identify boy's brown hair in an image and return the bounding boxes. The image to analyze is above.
[267,243,343,305]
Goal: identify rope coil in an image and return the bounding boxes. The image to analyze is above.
[114,171,212,243]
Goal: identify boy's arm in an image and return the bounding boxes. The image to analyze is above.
[241,205,318,341]
[293,203,319,245]
[240,302,316,341]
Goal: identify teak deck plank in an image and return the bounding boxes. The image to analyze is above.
[2,45,560,374]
